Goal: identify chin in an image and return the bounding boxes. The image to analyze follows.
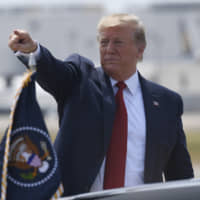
[102,65,121,80]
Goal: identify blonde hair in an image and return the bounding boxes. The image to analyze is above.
[97,13,146,47]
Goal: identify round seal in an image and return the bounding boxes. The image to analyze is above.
[8,126,58,188]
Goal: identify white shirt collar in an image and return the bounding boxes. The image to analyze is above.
[110,71,140,96]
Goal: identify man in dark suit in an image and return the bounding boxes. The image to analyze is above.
[9,13,193,197]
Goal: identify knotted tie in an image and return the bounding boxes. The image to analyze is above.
[103,81,128,189]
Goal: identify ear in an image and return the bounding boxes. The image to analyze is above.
[137,43,146,61]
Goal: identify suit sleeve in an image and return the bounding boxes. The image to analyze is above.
[164,95,194,180]
[36,45,83,102]
[18,44,83,102]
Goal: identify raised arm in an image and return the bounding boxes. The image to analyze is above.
[8,30,84,103]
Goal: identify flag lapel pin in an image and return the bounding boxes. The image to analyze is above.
[153,100,159,107]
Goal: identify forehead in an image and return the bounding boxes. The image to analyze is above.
[98,25,133,40]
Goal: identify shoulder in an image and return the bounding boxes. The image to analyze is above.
[145,78,181,98]
[64,53,95,70]
[65,54,102,86]
[139,72,183,113]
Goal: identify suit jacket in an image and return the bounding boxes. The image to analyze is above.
[19,45,194,197]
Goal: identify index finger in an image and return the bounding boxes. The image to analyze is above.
[13,29,29,38]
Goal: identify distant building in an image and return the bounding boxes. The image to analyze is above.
[0,4,105,85]
[1,3,200,113]
[127,1,200,63]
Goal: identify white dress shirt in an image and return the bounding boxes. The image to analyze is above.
[90,71,146,191]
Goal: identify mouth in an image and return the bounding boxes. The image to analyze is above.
[104,58,119,64]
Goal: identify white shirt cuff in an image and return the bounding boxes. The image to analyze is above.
[15,41,41,61]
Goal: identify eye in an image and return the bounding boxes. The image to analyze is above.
[100,40,108,47]
[114,40,124,46]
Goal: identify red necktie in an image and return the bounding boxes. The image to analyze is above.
[103,81,128,189]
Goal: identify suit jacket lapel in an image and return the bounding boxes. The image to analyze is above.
[97,67,116,154]
[139,73,162,182]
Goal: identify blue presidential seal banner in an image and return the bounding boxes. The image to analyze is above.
[0,70,63,200]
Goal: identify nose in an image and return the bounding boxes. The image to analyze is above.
[106,41,116,53]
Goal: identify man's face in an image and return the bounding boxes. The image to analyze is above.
[98,25,144,81]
